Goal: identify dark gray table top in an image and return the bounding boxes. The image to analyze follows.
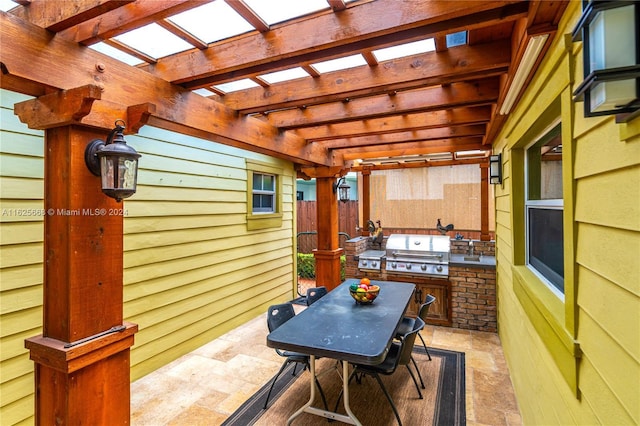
[267,279,415,365]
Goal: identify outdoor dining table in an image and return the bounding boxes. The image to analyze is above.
[266,278,416,425]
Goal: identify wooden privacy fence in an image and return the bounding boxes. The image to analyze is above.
[296,200,359,253]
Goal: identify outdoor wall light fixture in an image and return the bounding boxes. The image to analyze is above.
[489,153,502,185]
[499,33,549,115]
[84,120,141,202]
[572,0,640,118]
[333,177,351,203]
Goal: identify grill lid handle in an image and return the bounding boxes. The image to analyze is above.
[390,251,443,259]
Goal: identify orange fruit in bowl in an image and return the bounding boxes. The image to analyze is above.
[360,277,371,286]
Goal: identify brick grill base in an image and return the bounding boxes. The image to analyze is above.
[449,265,497,332]
[344,236,497,332]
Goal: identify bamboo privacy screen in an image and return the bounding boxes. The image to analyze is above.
[368,165,495,232]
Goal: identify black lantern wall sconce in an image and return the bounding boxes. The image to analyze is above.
[333,176,351,203]
[489,153,502,185]
[572,0,640,118]
[84,120,141,202]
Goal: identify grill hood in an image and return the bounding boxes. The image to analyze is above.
[385,234,450,258]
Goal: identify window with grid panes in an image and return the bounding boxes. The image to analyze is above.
[252,172,276,213]
[525,122,564,296]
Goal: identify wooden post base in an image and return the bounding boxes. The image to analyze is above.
[25,322,138,424]
[313,248,344,291]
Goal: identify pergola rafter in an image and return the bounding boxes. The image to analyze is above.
[1,0,568,170]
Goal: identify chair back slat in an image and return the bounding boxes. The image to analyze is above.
[417,294,436,321]
[306,286,328,306]
[398,317,425,365]
[267,303,296,332]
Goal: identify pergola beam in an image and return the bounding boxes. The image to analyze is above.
[319,125,487,149]
[220,41,510,114]
[296,106,491,141]
[0,11,331,166]
[336,137,486,160]
[10,0,135,32]
[264,79,499,130]
[145,0,527,87]
[55,0,206,44]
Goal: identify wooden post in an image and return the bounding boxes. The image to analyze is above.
[480,162,490,241]
[16,88,137,425]
[314,176,343,291]
[361,168,371,236]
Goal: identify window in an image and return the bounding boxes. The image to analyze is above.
[252,172,276,213]
[246,160,283,230]
[525,122,564,296]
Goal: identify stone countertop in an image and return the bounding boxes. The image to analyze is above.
[449,254,496,268]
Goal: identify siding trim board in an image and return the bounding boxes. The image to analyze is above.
[512,265,581,395]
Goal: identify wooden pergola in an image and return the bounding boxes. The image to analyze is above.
[1,0,568,423]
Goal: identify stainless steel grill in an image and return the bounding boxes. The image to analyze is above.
[384,234,451,278]
[357,249,385,272]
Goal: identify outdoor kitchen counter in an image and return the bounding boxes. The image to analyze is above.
[449,254,496,269]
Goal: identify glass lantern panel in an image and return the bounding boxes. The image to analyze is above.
[100,156,138,191]
[590,78,638,112]
[589,5,636,72]
[120,157,138,190]
[490,162,500,182]
[339,185,350,201]
[100,156,116,191]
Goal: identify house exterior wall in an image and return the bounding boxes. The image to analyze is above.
[494,2,640,425]
[0,89,297,425]
[295,174,358,201]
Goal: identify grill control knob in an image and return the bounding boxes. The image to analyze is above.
[372,261,378,267]
[421,264,427,271]
[406,263,412,270]
[362,260,368,267]
[391,262,397,269]
[436,265,443,272]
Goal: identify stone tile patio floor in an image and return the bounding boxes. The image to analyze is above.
[131,305,521,426]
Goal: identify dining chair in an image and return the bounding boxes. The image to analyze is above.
[263,303,328,410]
[335,317,425,426]
[306,286,328,306]
[395,294,436,361]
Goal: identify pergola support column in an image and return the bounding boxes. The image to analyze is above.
[15,86,139,425]
[360,168,371,236]
[480,162,490,241]
[313,175,344,291]
[300,166,349,292]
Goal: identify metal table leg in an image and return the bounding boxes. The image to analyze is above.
[286,356,362,426]
[285,355,316,425]
[339,359,362,425]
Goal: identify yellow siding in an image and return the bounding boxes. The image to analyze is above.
[0,90,45,426]
[495,2,640,425]
[0,89,296,425]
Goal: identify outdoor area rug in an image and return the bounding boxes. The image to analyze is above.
[222,346,465,426]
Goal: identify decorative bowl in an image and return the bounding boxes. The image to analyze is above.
[349,285,380,304]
